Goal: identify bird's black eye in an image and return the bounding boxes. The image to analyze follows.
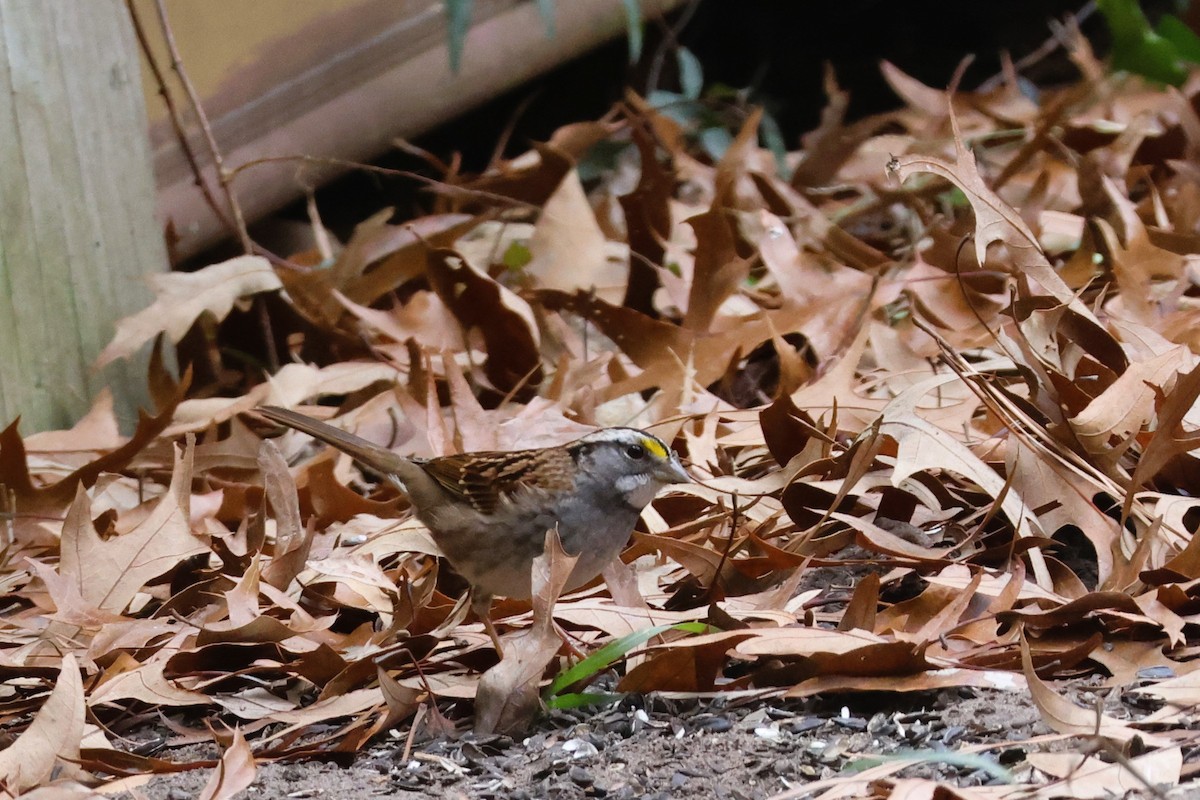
[625,443,646,460]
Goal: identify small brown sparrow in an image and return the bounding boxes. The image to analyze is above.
[256,406,689,651]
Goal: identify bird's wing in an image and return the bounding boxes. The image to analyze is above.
[419,448,574,515]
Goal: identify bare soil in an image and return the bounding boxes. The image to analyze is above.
[125,682,1198,799]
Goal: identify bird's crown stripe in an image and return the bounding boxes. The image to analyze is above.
[640,436,668,460]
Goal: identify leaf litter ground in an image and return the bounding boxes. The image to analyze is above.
[7,42,1200,799]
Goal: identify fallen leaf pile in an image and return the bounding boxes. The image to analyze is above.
[7,38,1200,798]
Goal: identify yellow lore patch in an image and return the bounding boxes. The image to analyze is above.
[639,435,668,460]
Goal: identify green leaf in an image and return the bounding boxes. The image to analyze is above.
[677,47,704,100]
[1096,0,1188,85]
[622,0,643,63]
[535,0,556,38]
[445,0,474,74]
[545,691,624,710]
[704,82,741,101]
[502,241,533,271]
[941,186,969,209]
[1157,15,1200,64]
[543,621,711,701]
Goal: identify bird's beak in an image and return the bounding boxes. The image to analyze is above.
[660,453,691,484]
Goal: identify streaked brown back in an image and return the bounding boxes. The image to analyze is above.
[420,447,575,515]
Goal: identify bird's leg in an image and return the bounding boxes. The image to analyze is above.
[470,591,504,657]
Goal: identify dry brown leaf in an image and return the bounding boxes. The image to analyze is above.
[1020,637,1163,745]
[197,728,257,800]
[879,397,1046,584]
[1069,347,1193,464]
[1124,362,1200,520]
[425,247,543,395]
[15,781,106,799]
[786,668,1024,699]
[552,600,695,640]
[258,440,312,591]
[619,630,756,693]
[791,67,884,189]
[58,440,206,615]
[23,389,122,457]
[682,206,753,333]
[893,111,1087,315]
[732,626,889,657]
[525,169,628,302]
[474,530,578,735]
[1129,668,1200,707]
[0,369,185,515]
[263,688,384,730]
[263,362,403,409]
[376,666,420,732]
[879,61,952,117]
[831,511,952,564]
[338,290,465,352]
[0,653,85,795]
[88,648,207,708]
[341,213,479,307]
[273,207,456,326]
[1001,441,1121,588]
[96,255,280,368]
[1027,747,1181,799]
[618,120,673,314]
[1088,640,1183,686]
[460,122,614,204]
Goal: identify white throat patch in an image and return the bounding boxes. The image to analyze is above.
[616,472,656,509]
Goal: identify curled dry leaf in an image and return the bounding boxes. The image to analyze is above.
[0,358,186,515]
[1020,637,1165,746]
[197,728,256,800]
[425,247,542,395]
[474,530,578,735]
[1026,748,1181,799]
[96,255,280,368]
[58,439,206,616]
[893,110,1093,319]
[0,653,85,794]
[525,169,629,303]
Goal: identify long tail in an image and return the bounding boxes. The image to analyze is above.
[257,406,414,478]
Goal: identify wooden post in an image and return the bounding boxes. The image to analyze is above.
[0,0,164,431]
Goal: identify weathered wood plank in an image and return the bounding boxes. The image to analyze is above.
[0,0,165,431]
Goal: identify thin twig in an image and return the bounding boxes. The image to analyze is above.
[976,3,1098,93]
[229,154,541,212]
[152,0,253,253]
[256,298,280,375]
[488,89,542,169]
[644,0,702,95]
[125,0,234,239]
